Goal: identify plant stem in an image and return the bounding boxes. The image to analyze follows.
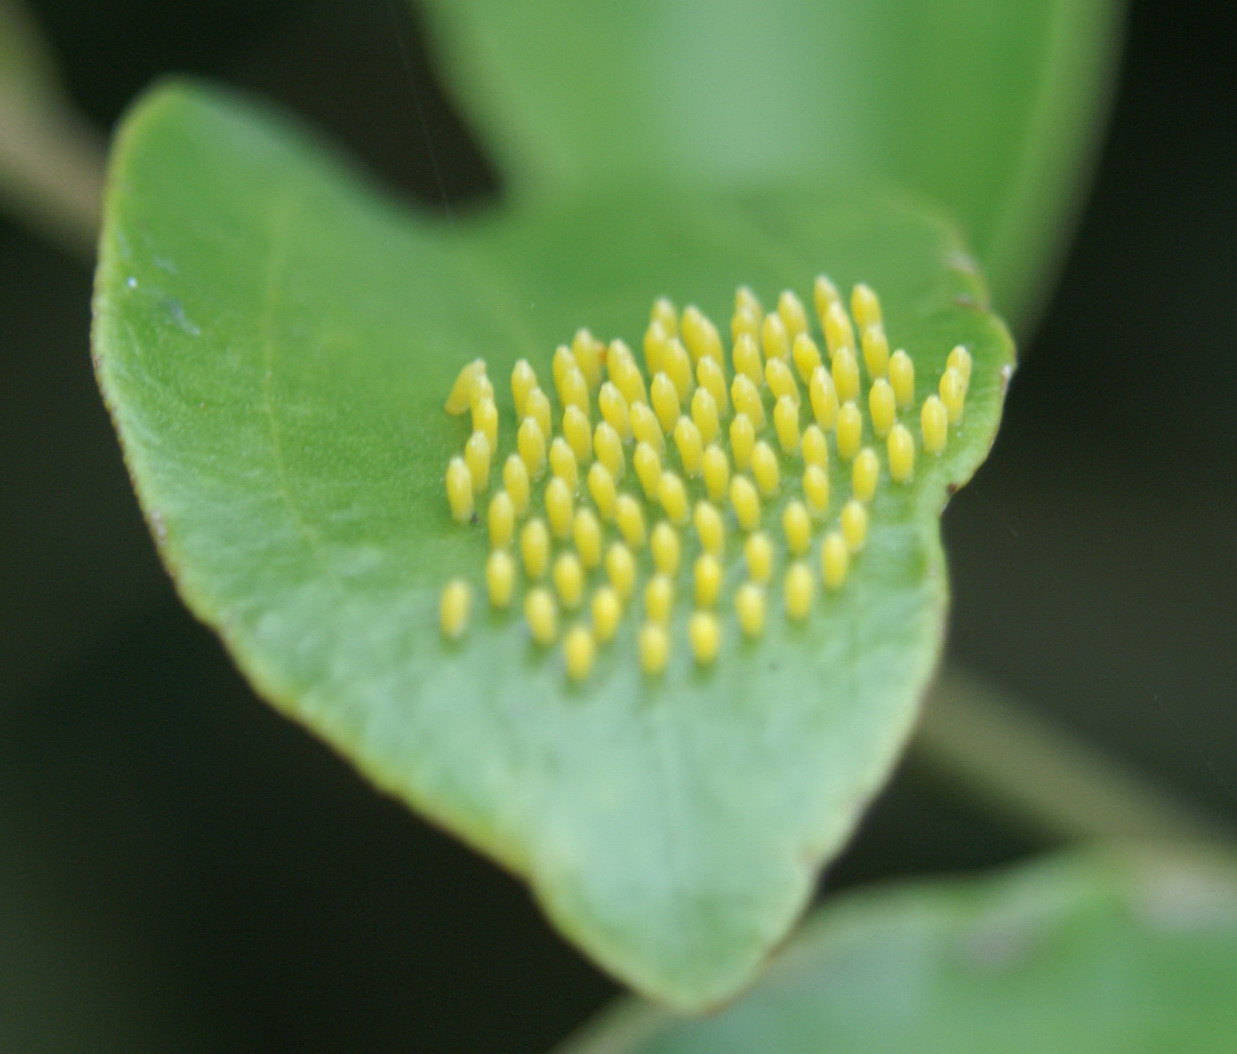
[0,91,104,258]
[913,664,1234,847]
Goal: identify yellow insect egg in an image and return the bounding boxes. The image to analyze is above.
[673,415,704,477]
[502,453,530,515]
[824,301,855,357]
[587,461,617,520]
[832,346,860,404]
[774,395,801,454]
[549,436,578,492]
[744,531,773,583]
[694,554,723,608]
[612,351,648,406]
[486,549,516,608]
[921,394,948,456]
[837,402,863,461]
[560,366,590,415]
[730,413,756,470]
[446,456,474,523]
[792,332,823,383]
[777,289,809,342]
[563,404,593,463]
[606,541,637,599]
[809,366,839,430]
[607,338,634,380]
[651,371,681,432]
[851,282,882,330]
[630,400,665,455]
[445,359,486,415]
[868,378,896,438]
[783,500,812,556]
[553,551,585,609]
[464,365,492,406]
[888,422,915,483]
[751,440,780,497]
[634,440,662,500]
[732,332,764,386]
[471,376,495,415]
[525,387,552,441]
[591,585,622,643]
[511,358,537,418]
[697,354,729,414]
[682,305,723,362]
[643,320,669,376]
[517,416,547,477]
[802,424,828,469]
[694,500,725,556]
[766,356,800,405]
[573,507,603,568]
[803,463,830,515]
[658,470,690,525]
[947,344,973,389]
[735,582,766,638]
[439,578,471,638]
[688,610,721,664]
[644,574,675,625]
[464,430,491,493]
[862,325,890,379]
[940,366,966,424]
[730,475,762,531]
[651,295,678,338]
[852,447,879,502]
[664,338,694,400]
[521,517,551,578]
[889,349,915,408]
[761,312,790,362]
[690,387,720,445]
[524,587,558,646]
[731,306,760,345]
[472,396,499,449]
[571,328,603,389]
[731,373,766,430]
[701,443,731,502]
[650,520,681,576]
[488,490,515,549]
[638,621,670,675]
[615,493,647,548]
[546,476,574,538]
[785,561,814,621]
[552,344,576,395]
[598,381,632,440]
[735,285,763,318]
[813,274,840,326]
[563,624,596,683]
[841,499,869,552]
[465,366,492,408]
[594,420,625,480]
[821,531,849,589]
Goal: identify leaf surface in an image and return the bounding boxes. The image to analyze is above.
[559,851,1237,1053]
[422,0,1122,318]
[94,83,1011,1008]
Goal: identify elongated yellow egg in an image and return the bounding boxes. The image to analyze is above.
[440,578,471,637]
[446,457,474,522]
[486,550,515,608]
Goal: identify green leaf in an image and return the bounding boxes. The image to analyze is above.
[558,850,1237,1053]
[422,0,1122,319]
[93,82,1011,1008]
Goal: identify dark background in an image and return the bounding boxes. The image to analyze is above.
[1,2,1234,1051]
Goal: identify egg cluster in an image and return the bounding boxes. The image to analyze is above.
[437,277,971,683]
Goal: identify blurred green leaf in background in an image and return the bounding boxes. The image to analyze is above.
[422,0,1122,323]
